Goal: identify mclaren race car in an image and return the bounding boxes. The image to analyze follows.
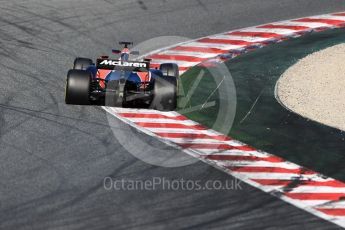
[65,41,179,111]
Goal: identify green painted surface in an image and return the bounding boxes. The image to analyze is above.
[177,28,345,181]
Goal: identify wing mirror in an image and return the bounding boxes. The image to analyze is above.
[112,49,121,54]
[130,51,140,55]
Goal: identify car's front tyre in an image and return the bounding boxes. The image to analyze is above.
[159,63,179,78]
[73,57,93,70]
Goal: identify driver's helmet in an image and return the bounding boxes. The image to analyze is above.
[120,48,130,61]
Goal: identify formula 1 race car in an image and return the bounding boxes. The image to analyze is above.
[65,41,179,111]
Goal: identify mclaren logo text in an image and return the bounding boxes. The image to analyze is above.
[100,60,147,68]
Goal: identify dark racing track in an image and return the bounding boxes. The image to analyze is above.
[1,1,345,229]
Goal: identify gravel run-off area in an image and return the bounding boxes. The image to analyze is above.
[276,43,345,131]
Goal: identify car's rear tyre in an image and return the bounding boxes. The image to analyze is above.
[65,70,91,105]
[73,57,93,70]
[151,76,177,111]
[159,63,179,78]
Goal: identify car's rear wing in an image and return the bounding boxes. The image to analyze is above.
[96,59,150,72]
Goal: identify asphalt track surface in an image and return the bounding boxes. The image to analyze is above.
[1,1,345,229]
